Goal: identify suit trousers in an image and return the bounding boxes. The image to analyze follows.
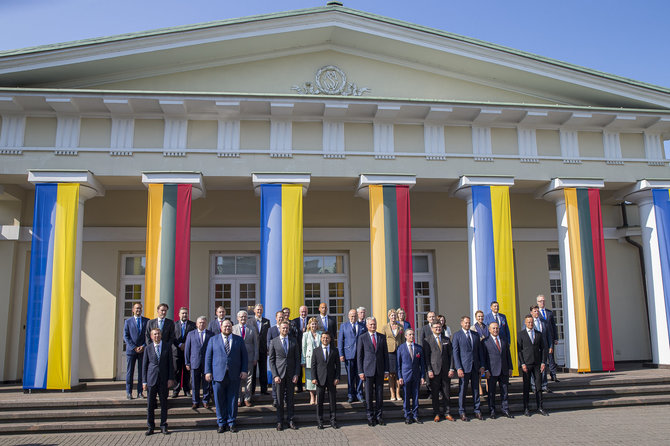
[402,378,420,420]
[276,378,295,423]
[522,364,543,410]
[344,359,364,400]
[125,351,143,395]
[429,371,451,416]
[486,374,509,413]
[146,382,169,428]
[364,374,384,421]
[190,367,211,405]
[239,362,254,401]
[251,353,268,394]
[174,348,191,392]
[213,374,241,427]
[316,383,337,422]
[458,370,481,414]
[296,365,304,392]
[548,349,558,375]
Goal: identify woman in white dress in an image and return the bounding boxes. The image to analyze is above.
[301,317,322,405]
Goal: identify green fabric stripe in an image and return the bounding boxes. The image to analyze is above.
[576,189,602,370]
[159,184,177,311]
[383,186,400,311]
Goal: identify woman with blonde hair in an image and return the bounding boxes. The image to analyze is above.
[396,307,412,330]
[301,317,322,405]
[382,308,404,400]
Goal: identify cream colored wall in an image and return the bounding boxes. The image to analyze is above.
[344,123,373,152]
[578,131,604,158]
[491,128,518,155]
[0,241,17,381]
[84,191,147,227]
[514,241,558,321]
[187,120,217,149]
[536,129,561,157]
[292,122,322,151]
[394,124,423,153]
[444,126,471,153]
[510,194,557,228]
[79,118,111,148]
[240,121,270,149]
[24,117,56,147]
[133,119,164,148]
[411,194,466,228]
[621,133,645,159]
[3,241,29,382]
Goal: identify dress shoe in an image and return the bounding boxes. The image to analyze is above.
[230,424,239,433]
[460,413,469,422]
[238,401,243,407]
[489,412,496,419]
[217,426,225,433]
[244,400,252,407]
[413,418,423,424]
[192,403,198,410]
[137,393,145,399]
[554,377,561,383]
[160,426,169,435]
[185,390,191,396]
[272,400,277,408]
[444,414,455,422]
[276,423,283,431]
[377,418,386,426]
[524,409,531,417]
[544,388,552,393]
[126,394,132,400]
[317,422,325,429]
[433,415,441,422]
[289,421,298,430]
[171,391,179,398]
[405,419,412,424]
[367,420,375,427]
[203,402,210,409]
[145,428,154,436]
[475,412,483,421]
[347,397,353,403]
[331,421,339,429]
[503,411,514,419]
[539,408,549,416]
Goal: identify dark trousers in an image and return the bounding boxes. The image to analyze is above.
[276,378,295,423]
[316,383,337,422]
[486,374,509,413]
[457,370,481,414]
[344,358,364,400]
[548,348,558,375]
[174,349,190,392]
[125,351,143,395]
[402,378,420,420]
[252,353,268,394]
[147,382,168,428]
[296,365,304,392]
[213,375,240,427]
[364,374,384,421]
[430,371,451,416]
[190,367,211,405]
[522,364,543,410]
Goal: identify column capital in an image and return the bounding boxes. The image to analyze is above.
[537,177,604,203]
[141,171,205,199]
[28,169,105,201]
[615,179,670,205]
[355,173,416,199]
[450,175,514,201]
[252,172,310,196]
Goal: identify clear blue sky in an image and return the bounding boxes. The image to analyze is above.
[1,0,669,89]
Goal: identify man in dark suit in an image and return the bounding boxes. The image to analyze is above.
[249,304,270,396]
[452,315,486,421]
[418,311,437,347]
[537,294,560,382]
[173,307,196,398]
[338,309,364,403]
[423,321,455,422]
[357,317,389,426]
[317,302,337,342]
[518,314,548,416]
[267,310,286,407]
[123,303,149,399]
[208,306,228,334]
[145,303,176,359]
[184,316,214,409]
[484,301,510,344]
[205,319,248,433]
[530,305,554,393]
[269,321,300,431]
[482,321,513,419]
[142,328,175,436]
[397,329,425,424]
[291,305,309,393]
[311,332,340,429]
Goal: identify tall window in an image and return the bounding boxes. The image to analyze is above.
[117,254,145,379]
[210,254,259,319]
[547,252,564,340]
[303,254,349,334]
[412,252,435,330]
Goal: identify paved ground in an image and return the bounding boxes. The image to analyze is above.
[1,404,669,445]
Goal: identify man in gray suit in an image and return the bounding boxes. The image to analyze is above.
[233,310,258,407]
[423,321,455,422]
[269,321,300,431]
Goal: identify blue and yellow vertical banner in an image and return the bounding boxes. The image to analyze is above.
[260,184,304,321]
[471,185,518,374]
[652,189,670,349]
[23,183,79,390]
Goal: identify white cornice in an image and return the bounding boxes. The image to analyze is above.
[141,171,206,199]
[251,172,311,196]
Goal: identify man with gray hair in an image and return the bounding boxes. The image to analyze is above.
[357,316,389,426]
[233,310,258,407]
[184,316,214,409]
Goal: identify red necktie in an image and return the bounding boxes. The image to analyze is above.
[372,333,377,350]
[495,337,501,352]
[241,325,245,339]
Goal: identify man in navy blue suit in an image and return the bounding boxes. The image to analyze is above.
[357,317,389,426]
[338,309,364,403]
[452,315,486,421]
[124,303,149,400]
[142,328,175,436]
[482,321,514,419]
[484,301,510,344]
[397,329,425,424]
[184,316,214,409]
[537,294,560,382]
[205,319,248,433]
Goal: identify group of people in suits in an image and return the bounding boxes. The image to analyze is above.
[124,294,559,434]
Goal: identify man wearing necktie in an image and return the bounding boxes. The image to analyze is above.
[338,309,365,403]
[357,317,389,426]
[311,332,340,429]
[143,328,175,436]
[483,301,510,344]
[233,310,258,407]
[173,307,196,398]
[124,303,149,400]
[249,304,271,396]
[208,306,228,334]
[452,316,486,421]
[185,316,214,409]
[423,321,455,422]
[269,321,300,430]
[397,329,425,424]
[517,314,548,417]
[530,305,554,393]
[318,303,337,342]
[482,322,514,419]
[537,294,560,382]
[291,305,309,393]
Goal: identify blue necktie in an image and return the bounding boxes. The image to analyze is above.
[225,336,230,355]
[282,337,288,353]
[155,344,160,362]
[158,319,163,330]
[181,323,185,337]
[136,317,140,333]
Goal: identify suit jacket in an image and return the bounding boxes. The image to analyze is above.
[291,316,309,351]
[174,319,196,348]
[311,344,340,386]
[482,335,513,377]
[145,318,176,349]
[422,332,454,376]
[204,333,248,382]
[301,330,323,367]
[184,329,214,370]
[208,318,227,335]
[232,323,258,365]
[249,316,271,355]
[317,315,337,341]
[418,323,433,347]
[539,308,558,344]
[517,328,548,368]
[532,317,554,347]
[483,312,510,343]
[269,336,300,379]
[338,320,363,360]
[142,341,175,387]
[381,323,404,353]
[452,329,485,373]
[356,331,389,378]
[397,342,425,384]
[124,315,149,354]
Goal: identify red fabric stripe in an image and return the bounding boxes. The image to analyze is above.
[395,186,415,329]
[588,189,615,371]
[174,184,192,314]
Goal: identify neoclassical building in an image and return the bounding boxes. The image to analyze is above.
[1,3,669,387]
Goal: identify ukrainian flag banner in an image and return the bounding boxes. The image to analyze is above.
[260,184,304,320]
[368,185,415,327]
[564,188,615,372]
[471,185,518,375]
[23,183,79,390]
[144,183,192,320]
[651,189,670,347]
